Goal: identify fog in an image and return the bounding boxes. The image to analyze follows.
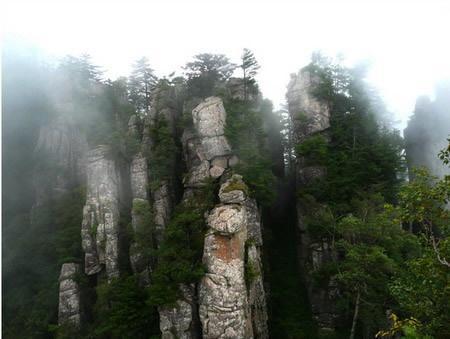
[4,0,450,129]
[4,1,450,337]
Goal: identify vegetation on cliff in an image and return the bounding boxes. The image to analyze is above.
[3,43,450,339]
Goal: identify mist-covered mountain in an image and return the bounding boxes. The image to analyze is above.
[3,44,450,339]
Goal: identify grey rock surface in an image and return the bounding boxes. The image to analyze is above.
[33,115,88,206]
[192,97,232,161]
[287,69,330,141]
[130,153,148,200]
[58,263,82,326]
[199,176,268,338]
[81,145,120,279]
[159,285,195,339]
[287,67,337,330]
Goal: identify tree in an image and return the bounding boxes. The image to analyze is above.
[439,137,450,166]
[128,57,157,115]
[301,55,404,210]
[398,168,450,267]
[148,180,217,306]
[184,53,236,98]
[389,168,450,337]
[241,48,260,100]
[92,275,159,338]
[223,97,276,206]
[330,197,419,338]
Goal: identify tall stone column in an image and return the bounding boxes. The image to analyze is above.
[58,263,82,326]
[81,145,121,280]
[199,174,268,339]
[287,68,337,329]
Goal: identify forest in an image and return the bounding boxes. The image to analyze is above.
[3,41,450,339]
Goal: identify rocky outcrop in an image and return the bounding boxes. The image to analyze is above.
[81,145,121,279]
[152,182,173,244]
[159,97,268,338]
[287,69,330,142]
[245,199,269,339]
[130,152,148,201]
[199,175,268,338]
[58,263,82,326]
[159,285,196,339]
[182,97,236,192]
[192,97,232,161]
[129,152,152,284]
[33,115,88,207]
[226,77,259,102]
[127,113,152,283]
[287,68,337,329]
[160,97,236,338]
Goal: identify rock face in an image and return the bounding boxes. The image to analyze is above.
[146,83,179,243]
[160,97,242,339]
[287,68,337,329]
[192,96,231,161]
[199,175,268,339]
[33,115,88,207]
[152,182,172,244]
[287,69,330,142]
[129,152,151,284]
[81,145,121,279]
[130,152,148,201]
[182,97,234,192]
[127,114,153,284]
[226,77,259,102]
[157,97,267,338]
[58,263,82,326]
[159,285,195,339]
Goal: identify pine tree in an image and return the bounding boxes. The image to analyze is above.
[184,53,236,98]
[241,48,260,101]
[128,57,157,115]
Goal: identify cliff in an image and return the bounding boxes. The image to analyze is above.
[287,68,337,330]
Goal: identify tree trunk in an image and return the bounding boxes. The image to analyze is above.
[349,289,360,339]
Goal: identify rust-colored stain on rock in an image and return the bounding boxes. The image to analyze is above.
[213,234,241,263]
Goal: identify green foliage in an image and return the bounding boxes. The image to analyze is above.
[244,241,260,288]
[222,176,249,195]
[131,199,156,264]
[295,134,328,165]
[299,193,336,241]
[185,53,236,98]
[148,180,217,306]
[52,321,83,339]
[92,275,159,338]
[128,57,157,114]
[3,188,85,338]
[376,313,431,339]
[398,168,450,230]
[308,192,421,336]
[390,251,450,338]
[389,168,450,337]
[439,137,450,166]
[224,98,276,205]
[244,259,259,288]
[147,115,178,189]
[298,55,404,212]
[241,48,260,101]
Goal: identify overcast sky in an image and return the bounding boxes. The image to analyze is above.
[3,0,450,129]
